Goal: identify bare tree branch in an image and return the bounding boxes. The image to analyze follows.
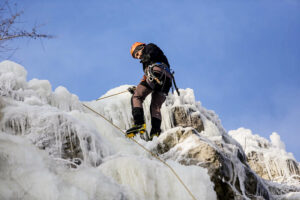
[0,0,53,56]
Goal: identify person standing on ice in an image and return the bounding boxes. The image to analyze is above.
[126,42,177,140]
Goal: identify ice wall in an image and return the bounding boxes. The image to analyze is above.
[0,60,217,200]
[229,128,300,185]
[0,132,129,200]
[88,85,227,141]
[2,60,298,200]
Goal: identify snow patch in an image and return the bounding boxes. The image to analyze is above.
[270,132,286,150]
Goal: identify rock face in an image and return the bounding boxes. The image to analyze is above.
[153,127,271,200]
[247,151,300,182]
[171,106,204,133]
[229,128,300,191]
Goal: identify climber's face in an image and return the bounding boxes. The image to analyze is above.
[135,49,143,59]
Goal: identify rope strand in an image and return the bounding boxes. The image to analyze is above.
[96,90,128,101]
[82,103,197,200]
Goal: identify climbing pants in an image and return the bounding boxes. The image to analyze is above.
[131,76,171,132]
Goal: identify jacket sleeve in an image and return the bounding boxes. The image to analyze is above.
[140,43,161,63]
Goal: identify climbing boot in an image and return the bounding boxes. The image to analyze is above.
[126,123,146,138]
[149,132,160,140]
[149,128,161,140]
[149,117,161,140]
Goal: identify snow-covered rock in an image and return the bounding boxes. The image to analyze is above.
[171,106,204,132]
[229,128,300,185]
[0,60,299,200]
[151,127,270,200]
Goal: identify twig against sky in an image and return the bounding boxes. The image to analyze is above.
[0,0,52,56]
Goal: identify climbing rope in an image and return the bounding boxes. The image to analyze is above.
[82,103,198,200]
[96,90,129,101]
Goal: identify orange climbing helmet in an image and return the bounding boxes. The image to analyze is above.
[130,42,145,58]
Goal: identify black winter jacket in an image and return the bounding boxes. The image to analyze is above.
[140,43,170,72]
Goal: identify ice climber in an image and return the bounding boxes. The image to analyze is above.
[126,42,178,140]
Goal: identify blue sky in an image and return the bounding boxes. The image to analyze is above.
[8,0,300,160]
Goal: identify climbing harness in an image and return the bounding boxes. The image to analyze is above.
[145,63,163,85]
[146,62,180,96]
[82,103,197,200]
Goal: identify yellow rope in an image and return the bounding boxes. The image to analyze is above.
[82,103,198,200]
[96,90,128,101]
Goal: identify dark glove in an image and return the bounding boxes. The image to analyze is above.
[127,86,136,94]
